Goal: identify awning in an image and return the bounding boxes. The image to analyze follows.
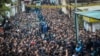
[75,11,100,23]
[77,6,100,11]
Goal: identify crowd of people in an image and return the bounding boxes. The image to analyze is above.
[0,7,100,56]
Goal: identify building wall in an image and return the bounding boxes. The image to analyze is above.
[84,21,100,32]
[50,0,59,5]
[21,1,25,12]
[92,23,100,32]
[11,6,16,16]
[84,21,92,31]
[24,0,32,4]
[61,0,68,14]
[5,0,25,18]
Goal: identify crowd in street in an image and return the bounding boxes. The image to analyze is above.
[0,8,100,56]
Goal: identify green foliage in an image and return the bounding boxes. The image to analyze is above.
[0,0,11,3]
[0,0,11,15]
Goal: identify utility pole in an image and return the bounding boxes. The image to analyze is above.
[74,0,79,43]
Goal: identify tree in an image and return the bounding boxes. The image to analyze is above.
[0,0,11,16]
